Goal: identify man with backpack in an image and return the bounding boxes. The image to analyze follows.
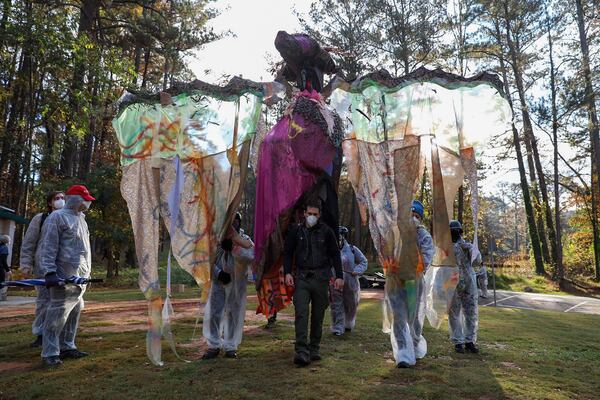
[20,190,65,348]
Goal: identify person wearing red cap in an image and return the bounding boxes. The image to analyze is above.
[37,185,95,366]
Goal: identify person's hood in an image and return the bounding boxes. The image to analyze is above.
[65,194,85,212]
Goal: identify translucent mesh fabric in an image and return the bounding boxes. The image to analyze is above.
[331,81,511,151]
[115,91,261,365]
[334,73,510,333]
[113,93,262,166]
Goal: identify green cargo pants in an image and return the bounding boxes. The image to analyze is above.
[293,270,330,356]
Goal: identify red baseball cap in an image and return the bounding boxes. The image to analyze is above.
[65,185,96,201]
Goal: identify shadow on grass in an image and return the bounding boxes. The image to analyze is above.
[2,295,600,399]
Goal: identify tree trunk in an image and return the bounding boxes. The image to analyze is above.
[106,246,115,279]
[60,0,100,177]
[574,0,600,281]
[133,45,142,87]
[503,4,551,271]
[546,13,564,286]
[141,48,151,89]
[495,20,545,275]
[0,0,11,50]
[457,185,464,222]
[78,73,99,178]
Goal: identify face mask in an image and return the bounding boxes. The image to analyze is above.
[306,215,318,227]
[413,216,420,226]
[82,200,92,211]
[53,199,65,210]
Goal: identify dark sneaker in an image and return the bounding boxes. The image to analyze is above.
[265,316,277,329]
[310,352,322,361]
[397,361,410,368]
[202,348,220,360]
[455,344,465,354]
[60,349,89,359]
[30,335,43,348]
[344,328,352,332]
[332,332,343,337]
[293,352,310,367]
[465,342,479,354]
[225,350,237,359]
[43,356,63,367]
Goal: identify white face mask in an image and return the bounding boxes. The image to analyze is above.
[53,199,65,210]
[413,216,421,226]
[82,200,92,211]
[306,215,318,227]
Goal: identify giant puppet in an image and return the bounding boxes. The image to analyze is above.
[114,31,511,365]
[252,31,344,317]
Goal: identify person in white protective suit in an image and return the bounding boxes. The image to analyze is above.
[38,185,95,367]
[448,220,482,354]
[202,213,254,360]
[20,190,65,348]
[387,200,435,368]
[330,226,368,336]
[476,264,489,298]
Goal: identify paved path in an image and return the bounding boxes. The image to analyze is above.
[3,290,600,316]
[479,290,600,315]
[0,296,35,307]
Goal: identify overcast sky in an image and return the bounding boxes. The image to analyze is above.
[189,0,309,82]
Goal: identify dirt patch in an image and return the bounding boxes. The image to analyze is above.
[361,289,385,300]
[0,362,33,373]
[77,305,289,335]
[0,317,33,329]
[81,323,149,334]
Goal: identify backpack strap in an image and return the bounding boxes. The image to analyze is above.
[39,212,49,235]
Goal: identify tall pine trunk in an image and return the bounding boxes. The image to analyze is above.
[60,0,99,177]
[495,20,545,275]
[574,0,600,281]
[503,4,553,272]
[546,12,564,285]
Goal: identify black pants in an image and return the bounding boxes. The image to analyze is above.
[293,271,330,356]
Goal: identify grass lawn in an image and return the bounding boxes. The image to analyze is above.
[491,272,565,295]
[1,291,599,400]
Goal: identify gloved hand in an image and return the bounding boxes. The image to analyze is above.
[221,238,233,252]
[45,272,62,288]
[217,270,232,285]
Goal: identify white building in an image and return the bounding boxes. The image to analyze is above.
[0,205,28,266]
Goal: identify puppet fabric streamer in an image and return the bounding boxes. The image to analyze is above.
[114,79,271,365]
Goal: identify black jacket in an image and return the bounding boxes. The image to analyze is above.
[283,222,342,279]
